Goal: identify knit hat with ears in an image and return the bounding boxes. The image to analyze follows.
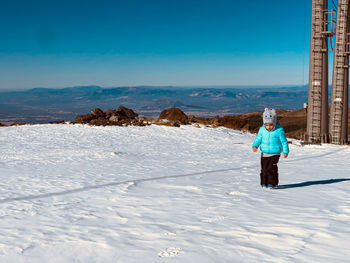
[263,108,277,126]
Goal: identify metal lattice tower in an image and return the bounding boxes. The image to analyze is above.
[329,0,350,144]
[306,0,335,143]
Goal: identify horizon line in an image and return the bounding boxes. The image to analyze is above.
[0,84,308,93]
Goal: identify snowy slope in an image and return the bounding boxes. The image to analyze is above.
[0,124,349,263]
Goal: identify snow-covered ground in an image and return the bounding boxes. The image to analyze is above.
[0,124,349,262]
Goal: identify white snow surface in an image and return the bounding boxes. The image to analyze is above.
[0,124,350,262]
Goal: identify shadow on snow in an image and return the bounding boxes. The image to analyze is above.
[0,165,257,204]
[277,178,350,189]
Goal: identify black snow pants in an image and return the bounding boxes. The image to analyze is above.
[260,154,280,186]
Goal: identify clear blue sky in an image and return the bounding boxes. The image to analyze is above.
[0,0,313,90]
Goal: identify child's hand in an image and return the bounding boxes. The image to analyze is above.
[283,153,288,158]
[252,146,258,152]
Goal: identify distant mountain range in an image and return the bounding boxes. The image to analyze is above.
[0,85,309,124]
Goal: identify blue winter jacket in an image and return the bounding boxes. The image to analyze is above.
[252,123,289,154]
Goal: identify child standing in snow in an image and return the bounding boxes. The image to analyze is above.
[252,108,289,189]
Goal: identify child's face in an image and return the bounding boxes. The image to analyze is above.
[265,123,275,131]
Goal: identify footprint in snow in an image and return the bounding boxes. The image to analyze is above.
[158,247,183,258]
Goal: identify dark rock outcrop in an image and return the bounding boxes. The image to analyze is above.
[159,108,188,124]
[91,108,105,118]
[188,116,214,125]
[242,115,263,132]
[75,106,146,127]
[116,106,138,120]
[105,109,118,118]
[212,116,247,129]
[89,118,121,126]
[109,115,119,122]
[75,114,95,124]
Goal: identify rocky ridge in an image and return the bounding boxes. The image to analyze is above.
[73,106,308,139]
[0,105,327,140]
